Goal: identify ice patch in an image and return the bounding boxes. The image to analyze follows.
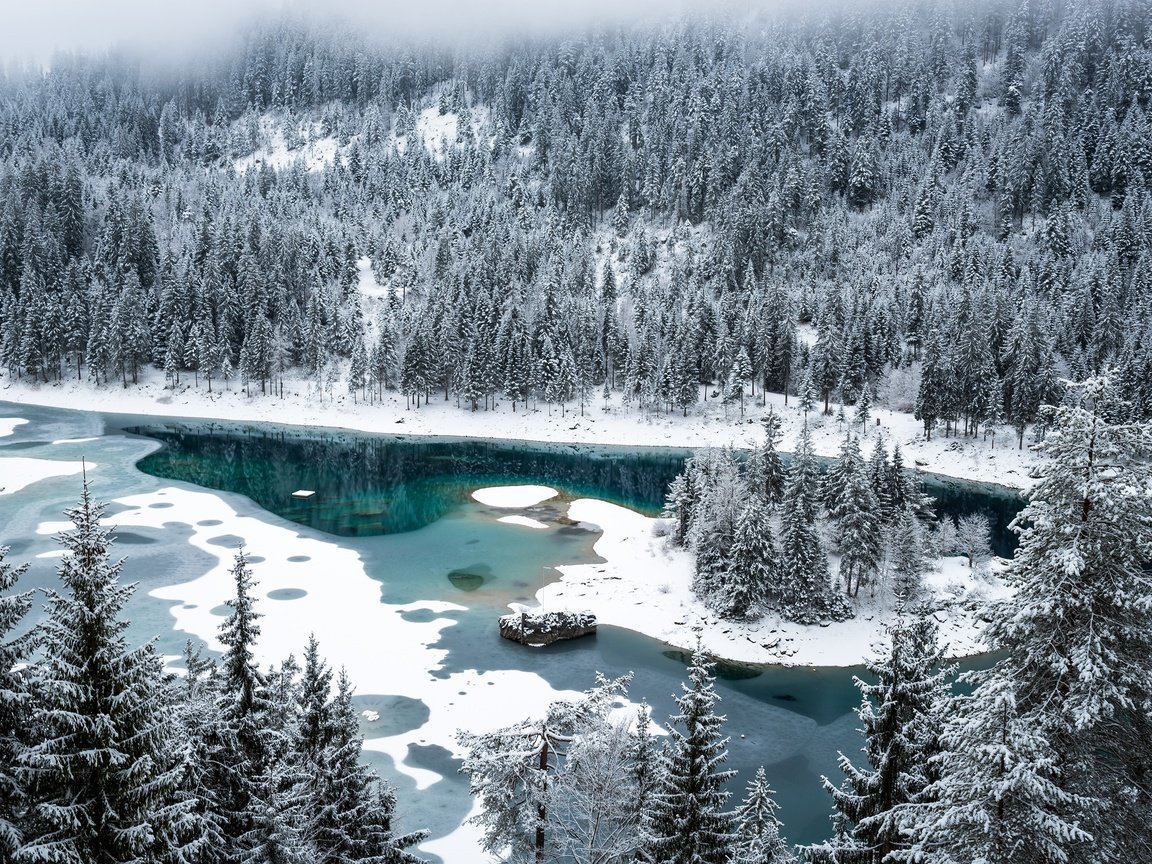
[498,515,549,530]
[0,418,27,437]
[0,458,90,496]
[471,485,557,508]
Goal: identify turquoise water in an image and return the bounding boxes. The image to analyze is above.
[0,403,1018,857]
[124,418,1025,556]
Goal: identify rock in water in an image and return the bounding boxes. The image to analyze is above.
[498,610,597,646]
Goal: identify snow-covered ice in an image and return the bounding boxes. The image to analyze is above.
[0,457,91,496]
[471,485,557,507]
[0,417,26,437]
[497,515,549,529]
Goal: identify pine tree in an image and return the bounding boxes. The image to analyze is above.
[307,669,426,864]
[732,768,792,864]
[19,481,192,864]
[745,411,787,507]
[959,374,1152,858]
[778,428,852,624]
[909,675,1092,864]
[718,497,779,620]
[0,546,34,862]
[214,549,273,860]
[644,644,737,864]
[804,616,949,864]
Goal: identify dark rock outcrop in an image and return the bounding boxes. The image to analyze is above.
[498,610,597,646]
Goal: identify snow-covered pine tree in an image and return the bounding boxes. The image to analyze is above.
[170,641,229,864]
[829,460,882,598]
[803,615,949,864]
[307,668,426,863]
[662,469,697,548]
[718,497,779,620]
[644,644,737,864]
[778,429,852,624]
[963,374,1152,858]
[459,675,630,864]
[213,548,275,859]
[732,768,793,864]
[888,506,928,606]
[745,411,787,507]
[19,481,193,864]
[0,546,34,861]
[908,675,1092,864]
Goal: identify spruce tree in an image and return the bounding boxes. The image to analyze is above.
[964,375,1151,858]
[644,644,737,864]
[307,669,427,863]
[213,549,273,860]
[19,481,192,864]
[745,411,787,507]
[718,497,779,620]
[778,429,852,624]
[732,768,793,864]
[803,616,949,864]
[0,546,34,861]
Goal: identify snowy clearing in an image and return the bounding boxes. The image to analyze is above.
[232,114,344,174]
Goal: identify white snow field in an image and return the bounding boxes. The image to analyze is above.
[0,417,27,437]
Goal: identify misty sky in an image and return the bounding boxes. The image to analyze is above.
[0,0,744,64]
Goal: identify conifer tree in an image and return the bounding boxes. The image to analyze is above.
[644,644,736,864]
[804,616,948,864]
[745,411,787,507]
[0,546,34,861]
[732,768,793,864]
[19,481,192,864]
[778,429,852,624]
[718,497,779,620]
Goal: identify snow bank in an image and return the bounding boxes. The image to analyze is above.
[472,485,557,508]
[0,369,1040,491]
[0,457,91,496]
[0,417,26,437]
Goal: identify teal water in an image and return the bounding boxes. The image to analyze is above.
[125,419,1025,556]
[0,403,1018,858]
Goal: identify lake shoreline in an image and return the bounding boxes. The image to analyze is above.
[1,369,1041,493]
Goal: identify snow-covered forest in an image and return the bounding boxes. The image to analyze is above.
[1,0,1151,444]
[1,0,1151,861]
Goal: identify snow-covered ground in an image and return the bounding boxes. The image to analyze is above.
[394,105,492,160]
[232,115,343,174]
[0,371,1040,492]
[503,497,1009,668]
